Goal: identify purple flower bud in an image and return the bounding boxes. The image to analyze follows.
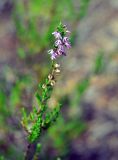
[48,49,54,55]
[55,39,62,46]
[51,54,56,60]
[48,49,57,60]
[57,45,66,56]
[52,31,62,39]
[63,37,71,49]
[48,24,71,60]
[65,42,71,49]
[63,37,69,43]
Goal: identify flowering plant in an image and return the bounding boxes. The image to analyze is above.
[22,22,71,160]
[48,22,71,60]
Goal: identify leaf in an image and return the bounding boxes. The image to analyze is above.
[77,78,90,96]
[35,92,42,106]
[93,50,105,74]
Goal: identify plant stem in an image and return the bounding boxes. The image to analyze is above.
[25,142,38,160]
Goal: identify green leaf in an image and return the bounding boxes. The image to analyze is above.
[93,50,105,74]
[35,92,42,106]
[77,78,90,96]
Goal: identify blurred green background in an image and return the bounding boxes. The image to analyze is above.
[0,0,118,160]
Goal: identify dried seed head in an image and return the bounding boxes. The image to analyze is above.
[55,69,60,73]
[48,74,53,80]
[50,80,56,86]
[54,63,60,68]
[42,84,46,89]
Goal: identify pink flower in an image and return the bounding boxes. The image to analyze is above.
[51,54,56,60]
[52,31,62,39]
[48,49,54,55]
[57,45,66,56]
[63,37,71,49]
[65,42,71,49]
[55,39,62,46]
[48,23,71,60]
[48,49,57,60]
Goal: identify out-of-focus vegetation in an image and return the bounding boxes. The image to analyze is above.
[0,1,91,159]
[0,0,118,159]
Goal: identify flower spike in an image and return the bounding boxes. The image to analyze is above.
[48,23,71,60]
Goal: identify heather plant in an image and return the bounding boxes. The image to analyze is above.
[21,22,71,160]
[0,1,93,159]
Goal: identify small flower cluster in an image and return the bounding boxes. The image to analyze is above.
[48,23,71,60]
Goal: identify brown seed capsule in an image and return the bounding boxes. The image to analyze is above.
[50,80,56,86]
[54,63,60,68]
[42,84,46,89]
[55,69,60,73]
[48,74,53,80]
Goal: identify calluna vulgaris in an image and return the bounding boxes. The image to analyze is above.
[48,23,71,59]
[22,22,71,160]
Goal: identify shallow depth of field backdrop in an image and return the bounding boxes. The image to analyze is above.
[0,0,118,160]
